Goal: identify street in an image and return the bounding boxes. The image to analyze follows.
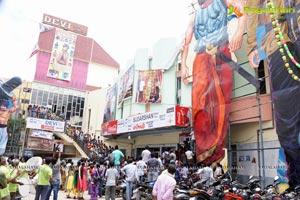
[22,190,123,200]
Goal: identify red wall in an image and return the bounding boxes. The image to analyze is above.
[34,51,88,90]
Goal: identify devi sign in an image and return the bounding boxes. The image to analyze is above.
[26,117,65,132]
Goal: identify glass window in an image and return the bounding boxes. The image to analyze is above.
[73,97,77,107]
[81,98,85,108]
[66,111,71,120]
[30,89,37,104]
[63,95,68,105]
[67,102,72,111]
[53,93,58,105]
[37,90,43,105]
[80,108,83,117]
[76,102,80,113]
[68,95,73,102]
[21,99,30,104]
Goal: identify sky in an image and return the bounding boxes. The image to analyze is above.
[0,0,193,82]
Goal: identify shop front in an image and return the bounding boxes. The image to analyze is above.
[101,105,191,158]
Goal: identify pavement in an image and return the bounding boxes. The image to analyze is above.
[22,189,123,200]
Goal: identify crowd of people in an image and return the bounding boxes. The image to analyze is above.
[0,141,225,200]
[26,104,65,121]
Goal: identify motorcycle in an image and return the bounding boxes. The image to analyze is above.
[131,181,155,200]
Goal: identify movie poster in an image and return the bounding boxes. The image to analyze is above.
[103,83,117,123]
[118,65,134,106]
[135,69,163,104]
[47,29,77,81]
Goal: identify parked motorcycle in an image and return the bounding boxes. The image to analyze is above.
[131,181,155,200]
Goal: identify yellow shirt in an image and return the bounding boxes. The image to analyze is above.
[0,165,10,198]
[8,166,18,193]
[37,164,52,185]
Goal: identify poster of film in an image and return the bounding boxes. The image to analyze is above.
[118,65,134,106]
[103,83,118,123]
[135,69,163,104]
[47,29,77,81]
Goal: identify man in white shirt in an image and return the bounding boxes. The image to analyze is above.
[185,150,194,167]
[197,163,214,186]
[136,157,147,182]
[121,159,137,200]
[141,146,151,162]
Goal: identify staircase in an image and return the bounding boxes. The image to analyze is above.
[54,132,88,158]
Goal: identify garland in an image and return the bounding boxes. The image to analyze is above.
[267,0,300,81]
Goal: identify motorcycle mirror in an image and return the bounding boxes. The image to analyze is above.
[274,175,279,181]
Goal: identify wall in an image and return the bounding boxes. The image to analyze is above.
[230,121,278,144]
[116,38,180,120]
[83,88,107,136]
[86,63,119,88]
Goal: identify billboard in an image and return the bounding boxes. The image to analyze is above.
[27,137,54,151]
[47,29,77,81]
[118,65,134,106]
[101,106,190,136]
[26,117,65,132]
[117,106,175,133]
[135,69,163,104]
[103,83,118,123]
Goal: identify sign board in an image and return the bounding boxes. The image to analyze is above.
[27,137,54,151]
[117,107,175,133]
[26,117,65,132]
[42,13,88,36]
[30,129,54,140]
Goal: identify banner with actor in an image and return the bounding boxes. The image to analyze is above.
[135,69,163,104]
[47,29,77,81]
[103,83,117,123]
[118,65,134,106]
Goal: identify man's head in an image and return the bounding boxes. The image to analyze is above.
[0,156,7,166]
[167,164,176,175]
[12,159,20,167]
[45,157,52,165]
[115,145,119,150]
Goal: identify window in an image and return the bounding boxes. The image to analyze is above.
[21,99,30,104]
[30,89,37,104]
[23,88,31,93]
[37,90,43,105]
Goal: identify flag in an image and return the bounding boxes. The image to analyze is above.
[28,44,39,59]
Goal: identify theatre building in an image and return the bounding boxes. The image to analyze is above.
[22,14,119,157]
[101,38,192,157]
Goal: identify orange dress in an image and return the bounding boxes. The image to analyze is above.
[77,166,88,191]
[192,44,232,164]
